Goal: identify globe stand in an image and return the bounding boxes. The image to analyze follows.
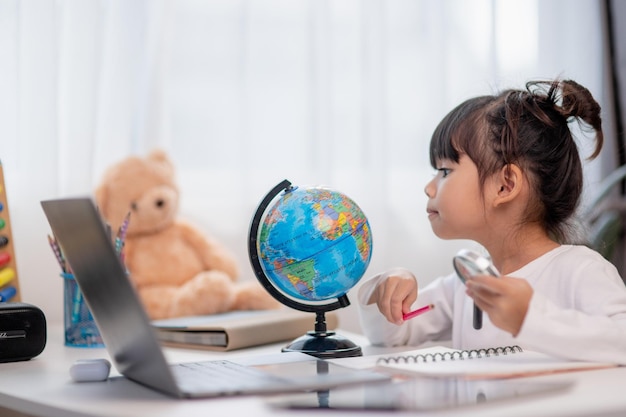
[281,311,362,359]
[248,179,365,359]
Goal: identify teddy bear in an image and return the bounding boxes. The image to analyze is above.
[94,149,280,320]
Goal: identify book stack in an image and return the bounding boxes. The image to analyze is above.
[152,309,339,351]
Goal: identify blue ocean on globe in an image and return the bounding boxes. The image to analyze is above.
[258,186,373,302]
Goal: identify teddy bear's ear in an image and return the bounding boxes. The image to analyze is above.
[147,149,175,176]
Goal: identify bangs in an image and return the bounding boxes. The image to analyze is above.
[429,96,494,168]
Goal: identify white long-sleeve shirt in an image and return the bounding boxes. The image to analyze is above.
[358,245,626,364]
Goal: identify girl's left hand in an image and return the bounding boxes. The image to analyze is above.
[465,275,533,336]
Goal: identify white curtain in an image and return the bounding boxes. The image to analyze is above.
[0,0,606,333]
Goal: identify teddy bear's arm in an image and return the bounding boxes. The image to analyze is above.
[137,271,238,320]
[176,221,239,280]
[136,284,181,320]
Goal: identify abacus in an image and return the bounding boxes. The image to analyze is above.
[0,161,20,302]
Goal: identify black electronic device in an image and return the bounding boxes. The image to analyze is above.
[0,302,46,362]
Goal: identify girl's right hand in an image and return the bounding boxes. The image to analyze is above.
[368,268,418,325]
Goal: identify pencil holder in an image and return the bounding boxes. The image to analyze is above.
[61,273,104,347]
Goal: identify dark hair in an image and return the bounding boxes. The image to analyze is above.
[429,79,603,243]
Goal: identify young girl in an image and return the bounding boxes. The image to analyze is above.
[358,79,626,364]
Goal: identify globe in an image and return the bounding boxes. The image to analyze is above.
[257,185,372,302]
[248,179,373,358]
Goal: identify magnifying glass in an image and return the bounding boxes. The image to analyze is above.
[453,249,500,330]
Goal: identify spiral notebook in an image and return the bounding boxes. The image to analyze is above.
[374,345,617,380]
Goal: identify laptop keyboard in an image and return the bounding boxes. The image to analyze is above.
[172,360,289,394]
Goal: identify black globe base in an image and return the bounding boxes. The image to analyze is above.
[281,311,362,359]
[282,330,362,359]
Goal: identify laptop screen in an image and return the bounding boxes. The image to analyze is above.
[41,197,181,396]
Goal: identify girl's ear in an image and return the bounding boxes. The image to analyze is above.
[493,164,523,207]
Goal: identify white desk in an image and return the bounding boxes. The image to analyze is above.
[0,323,624,417]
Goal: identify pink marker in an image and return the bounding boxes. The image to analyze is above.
[403,304,435,321]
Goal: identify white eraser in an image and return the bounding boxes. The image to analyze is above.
[70,359,111,382]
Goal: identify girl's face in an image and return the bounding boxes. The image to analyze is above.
[424,154,490,240]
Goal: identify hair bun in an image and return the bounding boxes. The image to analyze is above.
[557,79,603,160]
[560,80,601,122]
[525,79,603,160]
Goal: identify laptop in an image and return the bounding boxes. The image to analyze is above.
[41,197,389,399]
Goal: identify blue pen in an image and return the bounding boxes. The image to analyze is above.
[62,272,83,324]
[72,289,83,324]
[0,286,16,302]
